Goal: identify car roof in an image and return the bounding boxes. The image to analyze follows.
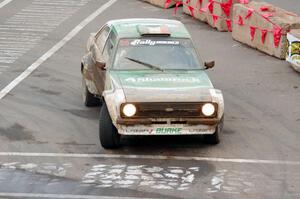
[107,18,191,39]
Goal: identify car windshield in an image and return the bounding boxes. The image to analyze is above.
[112,38,204,70]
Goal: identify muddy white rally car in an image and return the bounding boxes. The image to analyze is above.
[81,18,224,149]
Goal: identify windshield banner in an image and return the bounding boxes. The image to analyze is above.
[130,39,180,46]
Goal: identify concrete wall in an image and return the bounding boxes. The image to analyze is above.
[232,1,300,59]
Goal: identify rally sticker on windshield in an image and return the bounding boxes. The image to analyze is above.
[130,39,180,46]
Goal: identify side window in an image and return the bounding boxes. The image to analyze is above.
[95,26,110,52]
[103,31,117,62]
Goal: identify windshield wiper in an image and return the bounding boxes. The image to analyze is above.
[125,57,164,72]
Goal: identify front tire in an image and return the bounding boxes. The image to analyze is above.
[203,116,224,145]
[99,102,121,149]
[82,75,100,107]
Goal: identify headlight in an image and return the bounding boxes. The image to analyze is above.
[202,103,215,116]
[122,104,137,117]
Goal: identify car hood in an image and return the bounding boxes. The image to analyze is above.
[109,70,214,102]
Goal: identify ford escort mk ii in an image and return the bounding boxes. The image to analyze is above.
[81,18,224,149]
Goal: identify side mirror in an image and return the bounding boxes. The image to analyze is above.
[95,60,106,70]
[204,61,215,69]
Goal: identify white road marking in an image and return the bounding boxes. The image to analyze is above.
[0,152,300,165]
[82,164,197,190]
[1,161,70,177]
[0,0,13,9]
[0,0,118,99]
[0,0,91,72]
[0,193,152,199]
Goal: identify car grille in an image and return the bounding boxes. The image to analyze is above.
[121,102,217,118]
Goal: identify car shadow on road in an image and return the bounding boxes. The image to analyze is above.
[118,135,214,153]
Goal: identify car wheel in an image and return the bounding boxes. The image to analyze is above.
[99,102,121,149]
[203,116,224,145]
[82,75,100,107]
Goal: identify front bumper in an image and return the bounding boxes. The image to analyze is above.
[117,124,216,135]
[116,117,219,135]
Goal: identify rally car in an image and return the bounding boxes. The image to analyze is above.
[81,18,224,149]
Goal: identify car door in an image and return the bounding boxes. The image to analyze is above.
[91,25,110,94]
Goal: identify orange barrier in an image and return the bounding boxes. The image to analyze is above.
[142,0,300,60]
[166,0,300,59]
[183,0,248,31]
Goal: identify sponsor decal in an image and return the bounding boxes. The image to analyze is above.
[156,127,182,134]
[287,33,300,68]
[188,129,209,133]
[124,129,153,134]
[291,41,300,56]
[125,77,201,83]
[130,39,180,46]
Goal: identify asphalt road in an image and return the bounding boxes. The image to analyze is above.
[0,0,300,198]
